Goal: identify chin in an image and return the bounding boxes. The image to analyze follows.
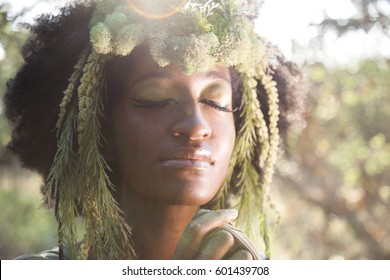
[152,180,221,206]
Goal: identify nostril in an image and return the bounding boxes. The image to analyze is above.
[172,123,212,140]
[188,131,211,141]
[172,129,211,141]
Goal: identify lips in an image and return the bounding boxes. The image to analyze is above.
[160,147,215,170]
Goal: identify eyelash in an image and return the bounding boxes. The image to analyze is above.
[132,98,232,113]
[200,99,232,112]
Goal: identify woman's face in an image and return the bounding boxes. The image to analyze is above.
[108,47,236,206]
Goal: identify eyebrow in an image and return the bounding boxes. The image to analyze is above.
[204,71,231,83]
[132,72,175,86]
[132,70,231,87]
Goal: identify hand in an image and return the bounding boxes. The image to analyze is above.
[172,209,256,260]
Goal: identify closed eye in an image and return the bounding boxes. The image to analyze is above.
[132,98,176,108]
[200,99,233,113]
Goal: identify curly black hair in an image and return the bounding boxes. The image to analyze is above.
[3,1,307,178]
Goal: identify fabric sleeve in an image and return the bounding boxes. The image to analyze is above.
[14,247,67,260]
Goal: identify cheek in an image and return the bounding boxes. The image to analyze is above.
[110,111,165,201]
[111,108,163,172]
[212,115,236,178]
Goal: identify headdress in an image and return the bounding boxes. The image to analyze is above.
[46,0,280,259]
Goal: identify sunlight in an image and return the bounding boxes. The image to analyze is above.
[0,45,5,61]
[126,0,187,19]
[6,0,389,65]
[255,0,388,64]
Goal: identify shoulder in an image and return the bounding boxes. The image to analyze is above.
[14,247,70,260]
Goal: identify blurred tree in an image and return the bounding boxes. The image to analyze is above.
[0,2,59,260]
[271,0,390,260]
[315,0,390,37]
[0,3,28,167]
[295,0,390,66]
[273,61,390,259]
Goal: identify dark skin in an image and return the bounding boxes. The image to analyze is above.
[105,46,253,259]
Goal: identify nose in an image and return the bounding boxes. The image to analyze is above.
[171,102,212,141]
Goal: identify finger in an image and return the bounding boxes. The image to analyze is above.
[195,229,235,260]
[228,249,254,260]
[192,208,210,220]
[173,209,238,259]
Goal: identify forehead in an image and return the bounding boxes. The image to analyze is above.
[118,45,231,86]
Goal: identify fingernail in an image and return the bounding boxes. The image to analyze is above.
[225,209,238,219]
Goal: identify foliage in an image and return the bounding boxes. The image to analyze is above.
[91,0,268,75]
[272,60,390,259]
[0,3,27,163]
[0,170,58,259]
[0,3,57,260]
[314,0,390,37]
[269,0,390,259]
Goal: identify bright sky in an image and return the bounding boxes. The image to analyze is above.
[255,0,390,66]
[257,0,340,54]
[3,0,390,65]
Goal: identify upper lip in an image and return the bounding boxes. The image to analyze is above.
[161,147,215,165]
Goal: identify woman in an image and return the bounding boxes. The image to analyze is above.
[4,0,306,260]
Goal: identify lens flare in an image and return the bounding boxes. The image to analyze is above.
[126,0,188,19]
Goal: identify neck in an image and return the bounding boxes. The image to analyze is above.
[119,187,199,260]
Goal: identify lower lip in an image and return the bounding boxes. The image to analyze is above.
[161,159,212,170]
